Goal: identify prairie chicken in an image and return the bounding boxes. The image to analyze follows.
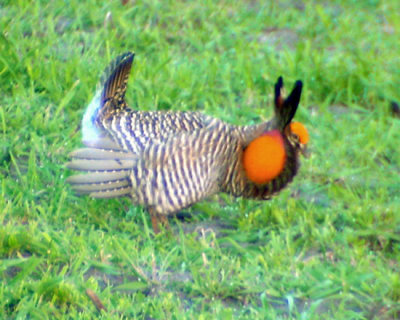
[66,52,309,233]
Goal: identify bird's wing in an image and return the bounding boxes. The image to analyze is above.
[66,147,138,198]
[130,120,235,214]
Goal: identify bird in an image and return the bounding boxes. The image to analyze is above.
[66,52,309,234]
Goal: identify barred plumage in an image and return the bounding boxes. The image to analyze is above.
[66,52,308,233]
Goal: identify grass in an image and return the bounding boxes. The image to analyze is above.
[1,0,399,318]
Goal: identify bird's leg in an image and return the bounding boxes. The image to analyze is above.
[149,208,161,234]
[159,214,170,231]
[148,208,170,234]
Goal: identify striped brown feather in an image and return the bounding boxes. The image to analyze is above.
[126,120,236,215]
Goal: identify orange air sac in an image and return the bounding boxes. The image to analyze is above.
[243,130,286,184]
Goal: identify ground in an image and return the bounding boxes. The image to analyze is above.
[0,0,399,319]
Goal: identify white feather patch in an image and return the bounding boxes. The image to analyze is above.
[82,90,102,144]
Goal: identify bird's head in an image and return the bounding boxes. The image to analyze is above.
[274,76,308,156]
[242,77,308,185]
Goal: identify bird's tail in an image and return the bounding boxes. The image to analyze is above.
[82,52,135,147]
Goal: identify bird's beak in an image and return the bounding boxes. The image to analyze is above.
[300,144,310,158]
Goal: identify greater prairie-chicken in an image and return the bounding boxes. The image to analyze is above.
[66,52,309,233]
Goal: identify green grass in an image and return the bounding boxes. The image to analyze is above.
[1,0,400,318]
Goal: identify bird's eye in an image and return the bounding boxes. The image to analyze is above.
[289,122,309,145]
[292,133,300,143]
